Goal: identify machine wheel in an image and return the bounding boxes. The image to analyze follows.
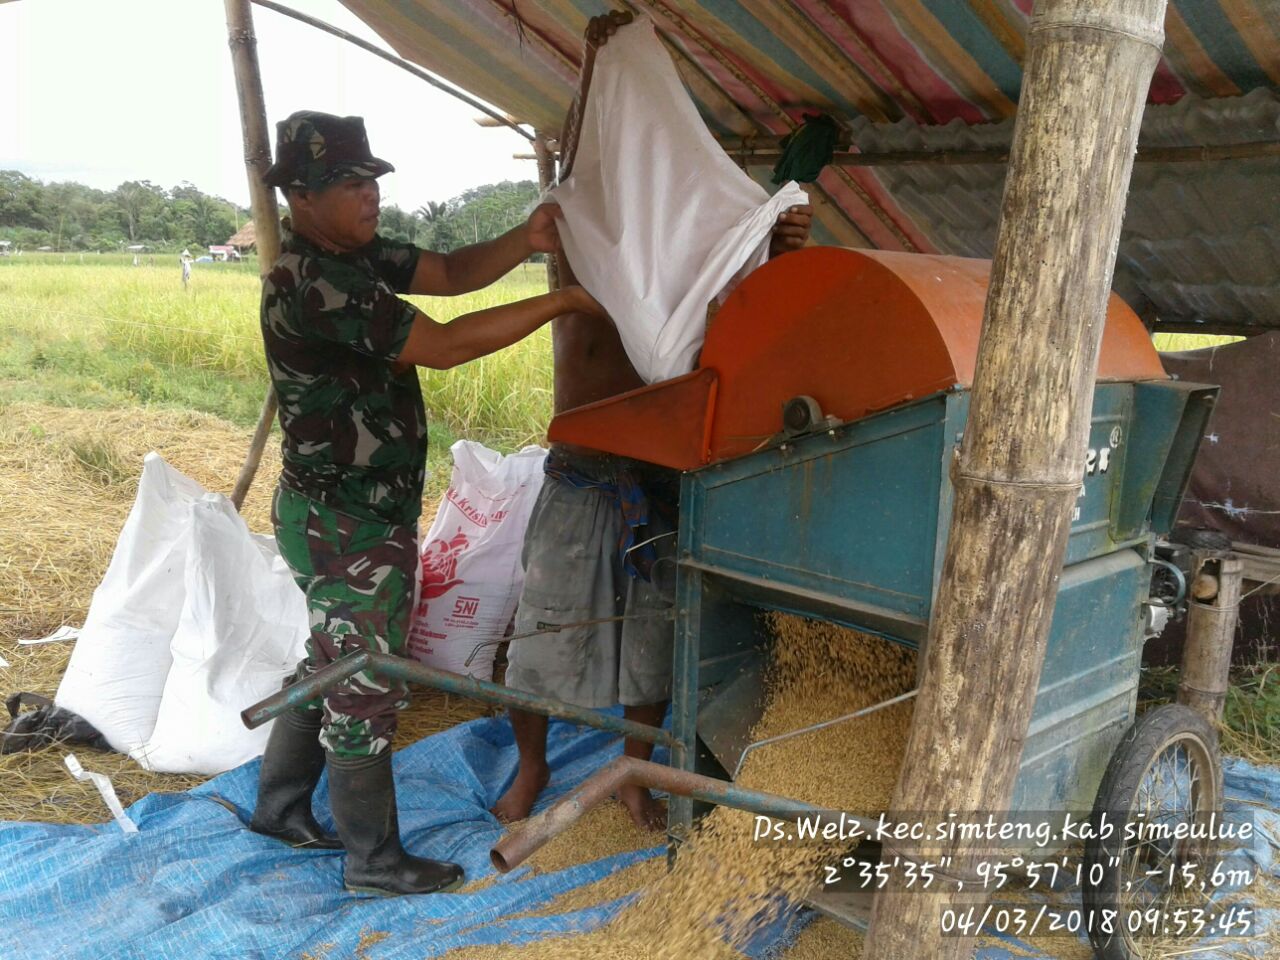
[1082,704,1222,960]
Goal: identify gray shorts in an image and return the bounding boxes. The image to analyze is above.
[505,455,676,708]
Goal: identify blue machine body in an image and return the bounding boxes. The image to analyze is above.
[669,379,1218,840]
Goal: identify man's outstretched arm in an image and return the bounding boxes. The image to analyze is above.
[393,285,606,372]
[407,202,564,297]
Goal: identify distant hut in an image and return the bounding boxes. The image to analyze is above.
[207,244,240,262]
[227,221,256,256]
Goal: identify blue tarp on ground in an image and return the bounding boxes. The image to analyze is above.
[1,712,1276,960]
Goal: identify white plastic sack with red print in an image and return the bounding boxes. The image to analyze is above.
[407,440,546,679]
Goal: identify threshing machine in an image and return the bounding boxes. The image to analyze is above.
[543,246,1223,957]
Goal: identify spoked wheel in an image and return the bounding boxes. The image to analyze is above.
[1082,704,1222,960]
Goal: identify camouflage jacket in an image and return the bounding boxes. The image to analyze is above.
[260,229,427,526]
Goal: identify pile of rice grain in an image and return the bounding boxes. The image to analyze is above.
[444,614,916,959]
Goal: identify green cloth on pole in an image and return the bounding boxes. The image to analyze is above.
[771,113,840,184]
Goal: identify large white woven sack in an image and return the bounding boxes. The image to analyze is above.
[133,497,308,774]
[549,15,808,384]
[56,453,308,773]
[408,441,546,680]
[55,453,206,752]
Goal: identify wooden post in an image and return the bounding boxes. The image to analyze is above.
[533,134,560,291]
[224,0,283,511]
[862,2,1167,958]
[1178,554,1243,726]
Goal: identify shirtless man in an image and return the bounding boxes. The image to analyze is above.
[492,11,813,829]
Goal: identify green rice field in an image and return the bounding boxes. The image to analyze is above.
[0,253,554,494]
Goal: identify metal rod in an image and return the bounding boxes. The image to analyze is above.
[490,756,877,872]
[623,530,678,559]
[249,0,534,141]
[463,610,674,669]
[240,651,675,747]
[242,651,373,727]
[731,689,920,780]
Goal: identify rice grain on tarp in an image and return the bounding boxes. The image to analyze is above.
[439,615,916,958]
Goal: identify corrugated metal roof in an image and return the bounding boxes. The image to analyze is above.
[851,89,1280,334]
[335,0,1280,332]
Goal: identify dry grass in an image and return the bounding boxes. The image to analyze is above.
[0,401,486,825]
[0,401,281,645]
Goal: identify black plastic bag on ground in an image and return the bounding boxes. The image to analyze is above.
[1,692,114,754]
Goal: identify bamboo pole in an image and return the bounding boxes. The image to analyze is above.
[225,0,283,512]
[1178,554,1243,725]
[532,134,561,292]
[862,2,1168,958]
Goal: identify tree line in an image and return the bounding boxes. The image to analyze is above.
[379,180,543,256]
[0,171,543,256]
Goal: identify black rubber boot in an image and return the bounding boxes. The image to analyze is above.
[326,750,465,896]
[249,709,342,850]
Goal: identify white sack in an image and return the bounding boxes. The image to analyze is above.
[56,453,309,774]
[549,16,808,384]
[408,441,546,679]
[56,453,207,752]
[133,497,308,774]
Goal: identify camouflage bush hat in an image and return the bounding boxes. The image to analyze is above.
[263,110,394,192]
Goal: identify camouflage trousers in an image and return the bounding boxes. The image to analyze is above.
[272,484,416,757]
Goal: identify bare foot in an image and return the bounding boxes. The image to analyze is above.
[490,764,550,823]
[617,783,667,831]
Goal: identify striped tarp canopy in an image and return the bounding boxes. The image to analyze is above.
[339,0,1280,331]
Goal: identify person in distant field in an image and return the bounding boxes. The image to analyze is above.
[491,11,814,831]
[248,109,608,897]
[180,252,192,290]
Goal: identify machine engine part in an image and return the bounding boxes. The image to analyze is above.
[1142,601,1173,639]
[782,395,838,438]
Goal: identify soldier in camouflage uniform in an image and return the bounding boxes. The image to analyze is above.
[248,111,606,897]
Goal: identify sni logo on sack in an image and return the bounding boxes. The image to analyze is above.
[420,529,468,599]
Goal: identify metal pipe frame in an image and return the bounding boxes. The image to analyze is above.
[249,0,534,141]
[490,756,879,872]
[239,650,677,749]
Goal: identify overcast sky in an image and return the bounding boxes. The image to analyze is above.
[0,0,534,210]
